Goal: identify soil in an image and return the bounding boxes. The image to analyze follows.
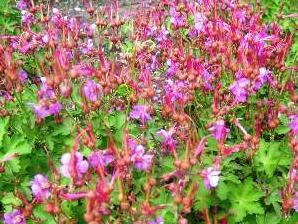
[50,0,157,18]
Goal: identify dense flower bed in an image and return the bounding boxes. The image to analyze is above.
[0,0,297,223]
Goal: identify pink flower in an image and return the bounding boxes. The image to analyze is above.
[130,105,151,124]
[18,70,28,83]
[21,10,34,26]
[83,80,102,102]
[229,77,250,103]
[195,137,207,157]
[84,23,97,37]
[16,0,29,10]
[194,12,206,32]
[3,209,26,224]
[253,67,274,91]
[170,7,185,28]
[59,191,88,201]
[60,152,89,178]
[157,129,177,152]
[33,102,62,120]
[201,166,221,189]
[70,64,96,77]
[289,115,298,135]
[30,174,51,201]
[148,216,164,224]
[88,150,114,169]
[81,39,94,55]
[131,145,153,171]
[209,120,230,142]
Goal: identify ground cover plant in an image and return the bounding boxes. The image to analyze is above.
[0,0,297,223]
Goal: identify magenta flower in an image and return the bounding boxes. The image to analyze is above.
[194,137,207,157]
[201,166,221,189]
[81,39,94,55]
[33,102,62,120]
[21,10,34,26]
[88,150,114,169]
[253,67,273,91]
[60,152,89,178]
[289,115,298,135]
[157,129,177,152]
[170,7,185,27]
[30,174,51,201]
[229,77,250,103]
[130,105,152,124]
[18,70,28,83]
[84,23,97,37]
[83,80,102,102]
[166,59,179,77]
[16,0,28,10]
[148,216,164,224]
[39,78,55,99]
[131,145,153,171]
[70,64,96,77]
[209,120,230,142]
[194,12,206,32]
[3,209,26,224]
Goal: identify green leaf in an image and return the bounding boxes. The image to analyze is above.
[33,205,56,224]
[194,179,212,211]
[254,139,287,178]
[228,178,264,221]
[1,192,22,206]
[256,212,281,224]
[0,117,9,146]
[217,182,229,201]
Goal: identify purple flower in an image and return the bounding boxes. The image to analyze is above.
[84,23,97,37]
[18,70,28,83]
[42,34,49,44]
[156,28,169,42]
[70,64,96,77]
[253,67,273,91]
[16,0,28,10]
[88,150,114,169]
[164,80,188,103]
[130,105,151,124]
[201,166,221,189]
[166,60,179,77]
[60,152,89,178]
[194,12,206,32]
[289,115,298,135]
[83,80,102,102]
[157,129,177,152]
[33,104,48,119]
[48,102,62,115]
[21,10,34,26]
[202,69,215,91]
[39,78,55,99]
[131,145,153,171]
[81,39,94,55]
[209,120,230,142]
[148,216,164,224]
[229,77,250,103]
[170,7,185,27]
[30,174,51,201]
[33,102,62,119]
[3,209,26,224]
